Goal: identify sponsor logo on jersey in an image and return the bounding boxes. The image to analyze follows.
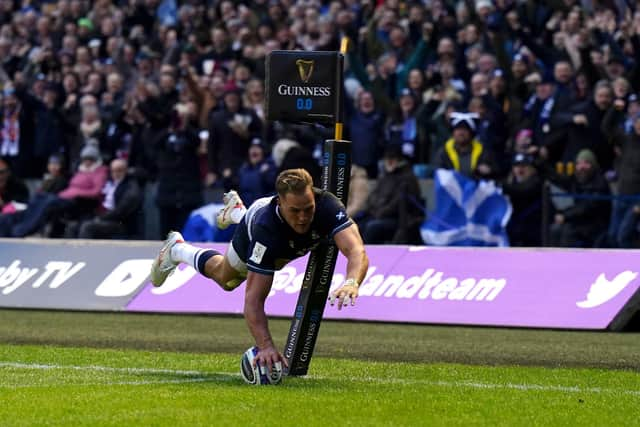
[250,242,267,263]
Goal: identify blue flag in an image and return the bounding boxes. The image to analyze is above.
[420,169,512,246]
[182,203,236,243]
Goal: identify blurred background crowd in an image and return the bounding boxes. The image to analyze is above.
[0,0,639,248]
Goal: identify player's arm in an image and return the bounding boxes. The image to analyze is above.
[243,271,288,370]
[330,223,369,309]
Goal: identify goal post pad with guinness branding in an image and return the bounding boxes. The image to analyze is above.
[265,51,343,125]
[284,139,352,376]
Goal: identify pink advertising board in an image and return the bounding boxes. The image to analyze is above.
[126,245,640,330]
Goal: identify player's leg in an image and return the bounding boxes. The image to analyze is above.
[168,237,245,290]
[150,190,248,288]
[200,243,247,290]
[150,230,246,289]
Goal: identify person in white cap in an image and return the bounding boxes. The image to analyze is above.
[432,112,495,179]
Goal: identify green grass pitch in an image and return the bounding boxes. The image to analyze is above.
[0,310,638,426]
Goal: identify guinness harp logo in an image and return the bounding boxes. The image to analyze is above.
[295,59,314,83]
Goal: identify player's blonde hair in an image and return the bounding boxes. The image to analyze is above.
[276,168,313,197]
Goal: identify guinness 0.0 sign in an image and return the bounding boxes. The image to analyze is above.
[265,51,342,125]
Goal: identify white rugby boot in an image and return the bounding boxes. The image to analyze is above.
[216,190,246,230]
[149,231,184,287]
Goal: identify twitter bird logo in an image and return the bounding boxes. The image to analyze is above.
[576,271,638,308]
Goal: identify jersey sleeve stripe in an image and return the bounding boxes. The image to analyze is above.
[247,264,276,275]
[330,220,353,237]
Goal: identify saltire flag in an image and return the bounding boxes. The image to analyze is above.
[420,169,512,246]
[182,203,236,243]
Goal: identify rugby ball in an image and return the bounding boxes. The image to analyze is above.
[239,346,283,385]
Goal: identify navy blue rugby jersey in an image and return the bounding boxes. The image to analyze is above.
[231,188,352,275]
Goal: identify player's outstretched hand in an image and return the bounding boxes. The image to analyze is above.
[329,278,360,310]
[255,345,288,373]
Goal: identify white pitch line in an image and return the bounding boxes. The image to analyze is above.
[0,362,210,377]
[312,376,640,396]
[4,378,211,389]
[1,361,638,396]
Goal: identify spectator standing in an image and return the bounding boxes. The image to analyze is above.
[16,81,68,177]
[487,68,523,148]
[467,95,508,177]
[384,88,426,163]
[73,97,104,168]
[622,94,640,135]
[236,138,277,207]
[207,86,262,190]
[508,53,533,104]
[549,80,614,171]
[522,73,562,153]
[602,101,640,248]
[154,106,203,237]
[0,86,37,179]
[345,90,385,179]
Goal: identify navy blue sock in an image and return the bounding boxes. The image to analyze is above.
[195,249,221,275]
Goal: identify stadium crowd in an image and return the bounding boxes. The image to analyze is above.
[0,0,639,248]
